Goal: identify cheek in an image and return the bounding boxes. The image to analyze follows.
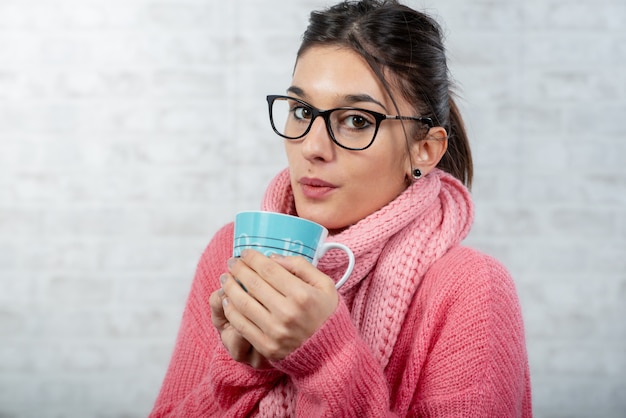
[372,148,411,193]
[284,144,300,172]
[369,145,410,181]
[349,156,407,200]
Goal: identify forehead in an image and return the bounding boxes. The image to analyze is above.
[291,46,391,106]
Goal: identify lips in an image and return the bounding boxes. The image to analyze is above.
[298,177,337,199]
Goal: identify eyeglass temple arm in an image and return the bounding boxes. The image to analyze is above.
[387,115,434,127]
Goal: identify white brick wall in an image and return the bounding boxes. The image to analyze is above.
[0,0,624,416]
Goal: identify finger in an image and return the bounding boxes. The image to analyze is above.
[224,264,302,347]
[269,253,336,291]
[220,325,253,362]
[209,287,228,329]
[221,328,271,370]
[234,250,305,297]
[247,349,272,370]
[228,251,299,307]
[222,270,272,319]
[222,271,282,343]
[221,296,271,357]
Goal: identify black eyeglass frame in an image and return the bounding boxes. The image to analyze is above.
[266,94,434,151]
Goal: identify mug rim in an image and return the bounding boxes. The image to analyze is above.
[235,210,326,232]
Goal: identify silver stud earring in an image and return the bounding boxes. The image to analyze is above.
[412,168,422,180]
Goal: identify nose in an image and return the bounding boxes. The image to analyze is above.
[301,115,335,162]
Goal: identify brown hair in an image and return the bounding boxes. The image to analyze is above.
[297,0,473,187]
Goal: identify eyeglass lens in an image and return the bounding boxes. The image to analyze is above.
[270,96,378,150]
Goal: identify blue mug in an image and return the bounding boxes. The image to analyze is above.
[233,211,355,289]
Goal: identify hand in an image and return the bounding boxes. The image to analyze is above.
[209,286,271,369]
[220,250,339,362]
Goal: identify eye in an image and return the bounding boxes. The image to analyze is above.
[340,111,374,130]
[292,106,312,121]
[345,114,370,129]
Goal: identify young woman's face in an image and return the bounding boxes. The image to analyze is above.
[284,45,414,233]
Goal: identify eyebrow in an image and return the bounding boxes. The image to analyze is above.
[286,86,389,113]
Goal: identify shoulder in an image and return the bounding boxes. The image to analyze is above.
[419,246,521,317]
[432,246,507,274]
[425,246,515,292]
[209,222,234,249]
[408,247,531,416]
[198,222,234,267]
[190,222,234,296]
[209,222,235,249]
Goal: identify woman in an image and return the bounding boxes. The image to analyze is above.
[150,1,532,416]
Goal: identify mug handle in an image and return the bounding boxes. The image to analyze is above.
[318,242,355,289]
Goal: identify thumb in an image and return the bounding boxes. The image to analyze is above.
[270,254,336,290]
[209,287,229,330]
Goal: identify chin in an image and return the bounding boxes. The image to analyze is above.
[300,212,352,235]
[295,206,334,228]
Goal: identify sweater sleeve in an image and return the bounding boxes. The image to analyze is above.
[271,301,401,418]
[411,247,532,417]
[149,223,284,417]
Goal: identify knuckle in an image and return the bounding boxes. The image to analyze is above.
[242,273,262,293]
[281,310,299,328]
[236,295,252,313]
[272,309,301,334]
[259,260,280,279]
[290,288,313,310]
[295,254,313,269]
[243,249,263,265]
[263,341,284,362]
[249,354,264,369]
[264,319,286,341]
[271,324,291,342]
[208,291,220,308]
[230,347,246,362]
[220,303,232,323]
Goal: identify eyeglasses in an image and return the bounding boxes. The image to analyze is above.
[266,95,434,151]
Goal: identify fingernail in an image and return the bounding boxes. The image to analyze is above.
[227,258,236,269]
[269,253,284,260]
[240,249,250,257]
[217,288,224,297]
[219,274,227,285]
[222,297,229,308]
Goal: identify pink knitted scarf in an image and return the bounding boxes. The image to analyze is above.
[257,168,474,416]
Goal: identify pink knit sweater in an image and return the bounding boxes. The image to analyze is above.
[150,170,532,417]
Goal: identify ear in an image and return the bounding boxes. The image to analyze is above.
[407,126,448,178]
